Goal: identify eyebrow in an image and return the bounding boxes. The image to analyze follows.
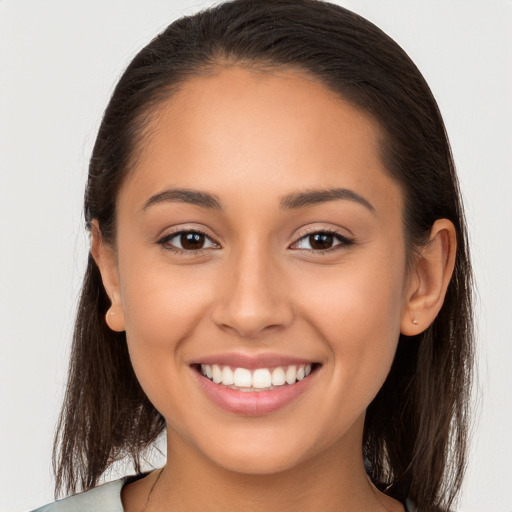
[142,187,374,213]
[142,189,223,211]
[280,188,375,212]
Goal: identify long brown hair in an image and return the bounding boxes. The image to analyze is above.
[53,1,474,510]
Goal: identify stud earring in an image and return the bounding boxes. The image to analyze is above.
[412,318,419,325]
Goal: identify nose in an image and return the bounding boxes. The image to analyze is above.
[211,245,294,339]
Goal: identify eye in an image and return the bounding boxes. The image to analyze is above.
[157,229,219,253]
[291,230,353,252]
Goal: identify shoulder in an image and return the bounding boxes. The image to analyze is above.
[404,500,450,512]
[29,478,126,512]
[405,498,417,511]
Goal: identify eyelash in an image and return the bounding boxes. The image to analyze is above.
[156,229,219,256]
[290,228,354,254]
[156,228,354,256]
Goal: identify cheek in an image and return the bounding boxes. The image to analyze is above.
[115,252,217,408]
[119,255,213,344]
[294,249,406,388]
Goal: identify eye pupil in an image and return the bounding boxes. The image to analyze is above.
[310,233,334,250]
[181,232,205,250]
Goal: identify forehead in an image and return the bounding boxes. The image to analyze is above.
[120,66,402,218]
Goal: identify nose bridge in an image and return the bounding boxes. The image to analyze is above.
[212,239,293,337]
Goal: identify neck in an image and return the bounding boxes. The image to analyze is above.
[144,426,397,512]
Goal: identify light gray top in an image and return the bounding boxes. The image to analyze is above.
[30,478,126,512]
[30,476,417,511]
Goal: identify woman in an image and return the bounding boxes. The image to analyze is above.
[32,0,473,511]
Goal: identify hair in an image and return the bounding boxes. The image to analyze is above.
[53,1,474,510]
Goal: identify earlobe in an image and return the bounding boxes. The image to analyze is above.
[401,219,457,336]
[105,305,126,332]
[90,220,126,332]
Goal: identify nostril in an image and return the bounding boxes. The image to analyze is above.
[210,285,294,338]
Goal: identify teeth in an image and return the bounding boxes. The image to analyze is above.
[222,366,234,385]
[285,365,297,385]
[212,364,222,384]
[233,368,252,387]
[252,369,272,389]
[199,363,314,389]
[271,367,286,386]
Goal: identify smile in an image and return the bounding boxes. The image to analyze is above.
[199,363,313,391]
[192,360,320,415]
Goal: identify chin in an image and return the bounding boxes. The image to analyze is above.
[186,424,325,477]
[211,447,306,476]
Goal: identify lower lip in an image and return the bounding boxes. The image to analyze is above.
[193,367,317,416]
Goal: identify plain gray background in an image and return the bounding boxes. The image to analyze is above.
[1,1,511,510]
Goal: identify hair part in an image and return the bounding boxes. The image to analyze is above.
[54,1,474,510]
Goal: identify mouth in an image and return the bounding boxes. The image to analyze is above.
[191,360,321,415]
[194,362,318,391]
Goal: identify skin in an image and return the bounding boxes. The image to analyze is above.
[92,67,456,512]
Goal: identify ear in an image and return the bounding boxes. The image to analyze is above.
[90,220,126,332]
[401,219,457,336]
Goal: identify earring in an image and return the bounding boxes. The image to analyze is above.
[412,318,419,325]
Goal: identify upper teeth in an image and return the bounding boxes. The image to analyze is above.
[200,364,312,389]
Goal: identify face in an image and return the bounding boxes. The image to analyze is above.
[101,67,413,475]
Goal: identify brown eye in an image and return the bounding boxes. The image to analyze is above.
[158,230,219,252]
[180,232,206,250]
[293,231,353,252]
[308,233,334,250]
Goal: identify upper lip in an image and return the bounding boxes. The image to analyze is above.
[189,352,319,370]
